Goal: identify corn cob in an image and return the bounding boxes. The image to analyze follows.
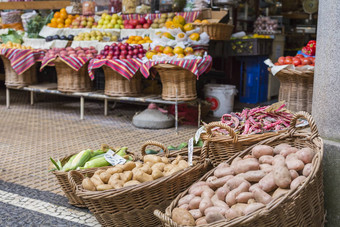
[91,149,105,157]
[61,154,78,171]
[81,156,111,169]
[67,149,92,171]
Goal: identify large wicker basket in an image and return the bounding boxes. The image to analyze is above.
[54,58,92,93]
[193,23,234,40]
[103,66,142,96]
[200,121,284,167]
[155,111,324,227]
[272,68,314,113]
[1,56,37,87]
[154,64,197,101]
[69,141,210,227]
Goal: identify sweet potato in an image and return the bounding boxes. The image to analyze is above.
[297,148,315,164]
[231,203,248,215]
[280,147,298,157]
[272,155,285,166]
[259,172,277,192]
[179,204,189,210]
[252,187,272,204]
[236,192,254,203]
[227,176,250,191]
[272,188,289,199]
[247,199,256,204]
[196,217,207,225]
[233,158,260,174]
[201,188,215,199]
[260,164,273,173]
[172,208,195,226]
[212,200,229,209]
[274,143,291,155]
[189,196,202,210]
[189,182,210,196]
[204,206,228,216]
[225,182,250,206]
[210,175,234,189]
[286,158,304,171]
[286,153,298,160]
[290,170,299,180]
[303,163,313,177]
[290,176,306,190]
[244,203,265,215]
[206,213,225,224]
[82,178,96,191]
[249,183,260,191]
[206,176,218,188]
[237,170,266,183]
[214,167,235,178]
[199,197,213,214]
[243,154,255,159]
[178,194,195,206]
[215,185,230,201]
[225,208,241,220]
[259,155,274,165]
[216,163,230,169]
[231,157,242,168]
[273,165,291,188]
[189,209,203,219]
[252,145,274,158]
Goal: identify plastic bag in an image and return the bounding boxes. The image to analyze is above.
[21,11,38,31]
[1,11,24,31]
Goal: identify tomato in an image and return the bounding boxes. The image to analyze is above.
[296,65,303,67]
[278,56,285,65]
[295,54,304,59]
[301,58,312,65]
[284,57,293,65]
[274,62,280,66]
[292,57,301,66]
[307,57,315,64]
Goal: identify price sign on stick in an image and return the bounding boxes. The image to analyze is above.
[104,149,127,166]
[188,138,194,166]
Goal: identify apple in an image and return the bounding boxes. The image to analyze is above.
[133,49,139,55]
[104,50,108,55]
[104,45,109,51]
[137,53,144,58]
[108,50,114,55]
[86,54,93,58]
[100,50,105,55]
[147,19,152,24]
[109,46,114,51]
[120,45,126,50]
[114,50,120,55]
[119,55,126,60]
[132,55,137,59]
[136,25,142,29]
[70,54,77,57]
[139,18,147,25]
[126,55,132,59]
[128,50,133,55]
[121,50,127,55]
[123,20,129,25]
[143,23,150,29]
[106,55,113,60]
[91,50,98,54]
[130,19,139,26]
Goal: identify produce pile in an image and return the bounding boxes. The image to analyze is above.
[82,154,190,191]
[73,31,118,42]
[212,103,293,135]
[45,46,98,58]
[0,41,32,50]
[97,43,146,60]
[275,54,315,67]
[171,144,316,226]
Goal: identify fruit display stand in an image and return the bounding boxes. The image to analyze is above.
[121,11,201,23]
[193,23,234,41]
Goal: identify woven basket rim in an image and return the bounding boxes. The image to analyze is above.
[269,67,314,77]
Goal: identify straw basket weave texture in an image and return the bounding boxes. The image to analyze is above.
[193,23,234,40]
[155,111,324,227]
[69,141,210,227]
[154,64,197,101]
[54,58,91,92]
[1,56,37,87]
[103,66,142,96]
[200,122,284,167]
[272,68,314,113]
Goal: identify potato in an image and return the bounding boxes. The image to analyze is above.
[206,212,225,224]
[249,183,260,192]
[252,187,272,204]
[189,209,202,219]
[237,170,266,183]
[274,143,291,155]
[216,163,230,169]
[231,157,242,168]
[120,171,133,182]
[107,166,123,175]
[165,166,183,176]
[199,197,213,214]
[189,196,202,210]
[259,155,274,165]
[140,164,152,174]
[272,188,289,198]
[178,194,196,206]
[215,185,230,201]
[109,179,124,189]
[231,203,248,215]
[226,182,250,206]
[108,173,120,185]
[189,185,211,196]
[135,161,143,168]
[243,154,254,159]
[211,197,229,209]
[286,153,298,161]
[290,170,299,180]
[134,169,153,182]
[272,155,285,166]
[115,164,124,169]
[172,159,179,165]
[259,172,277,192]
[179,204,189,210]
[233,158,260,174]
[145,161,154,167]
[94,169,106,176]
[122,162,136,171]
[164,164,175,173]
[178,160,189,170]
[151,169,164,180]
[290,176,306,190]
[214,167,235,178]
[236,192,254,203]
[201,188,215,199]
[172,208,195,226]
[247,199,256,204]
[99,172,111,184]
[91,175,104,187]
[303,163,313,177]
[227,176,250,191]
[260,164,273,173]
[96,184,113,191]
[286,158,304,171]
[297,148,315,164]
[144,154,161,163]
[225,208,241,220]
[244,203,265,215]
[204,206,228,216]
[273,166,291,188]
[123,180,140,187]
[209,175,234,189]
[196,217,207,225]
[151,162,165,172]
[252,145,274,158]
[280,147,298,157]
[161,157,169,164]
[82,178,96,191]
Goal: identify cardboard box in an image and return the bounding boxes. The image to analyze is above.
[197,8,228,23]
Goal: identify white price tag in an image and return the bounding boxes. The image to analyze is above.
[195,126,206,143]
[104,149,127,166]
[188,138,194,166]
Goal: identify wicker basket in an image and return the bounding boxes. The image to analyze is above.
[155,111,324,227]
[69,141,210,227]
[193,23,234,40]
[200,121,284,167]
[273,68,314,113]
[154,64,197,101]
[103,66,142,97]
[54,58,92,93]
[1,56,37,87]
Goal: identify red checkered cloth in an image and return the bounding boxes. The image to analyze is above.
[121,11,201,23]
[40,55,91,72]
[140,55,212,79]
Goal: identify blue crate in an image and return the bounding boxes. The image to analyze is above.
[239,56,268,104]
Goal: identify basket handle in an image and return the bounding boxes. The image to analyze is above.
[205,121,239,143]
[153,210,179,226]
[68,170,85,192]
[141,140,169,158]
[288,111,319,140]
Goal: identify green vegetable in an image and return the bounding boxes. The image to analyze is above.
[61,154,77,171]
[177,142,188,149]
[91,149,105,157]
[81,156,110,169]
[167,145,178,151]
[145,149,158,154]
[116,147,128,157]
[50,157,61,170]
[26,14,46,38]
[0,29,23,44]
[194,140,204,147]
[68,149,92,171]
[89,153,105,161]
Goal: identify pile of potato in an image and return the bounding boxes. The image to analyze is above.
[171,143,316,226]
[82,155,189,191]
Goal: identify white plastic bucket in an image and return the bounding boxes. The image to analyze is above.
[204,84,237,117]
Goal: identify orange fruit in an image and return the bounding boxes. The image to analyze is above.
[75,14,80,18]
[57,23,64,28]
[51,18,57,24]
[135,36,143,41]
[194,19,201,23]
[189,33,200,41]
[183,23,194,31]
[60,12,68,20]
[65,18,72,25]
[165,21,173,28]
[138,40,146,44]
[56,18,64,24]
[54,12,60,18]
[47,23,52,27]
[60,8,66,14]
[50,21,58,28]
[172,15,186,26]
[201,19,210,24]
[68,15,74,20]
